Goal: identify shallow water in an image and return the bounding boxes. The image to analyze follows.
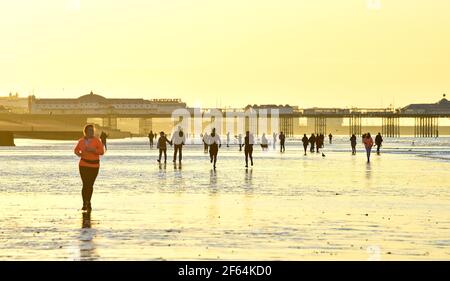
[0,137,449,260]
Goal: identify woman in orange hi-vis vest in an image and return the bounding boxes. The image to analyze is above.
[74,125,105,212]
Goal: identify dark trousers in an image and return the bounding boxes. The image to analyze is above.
[376,144,381,153]
[303,144,308,154]
[174,144,183,162]
[351,144,356,154]
[210,144,218,166]
[310,143,315,152]
[244,146,253,166]
[158,148,167,162]
[280,142,285,152]
[79,166,99,206]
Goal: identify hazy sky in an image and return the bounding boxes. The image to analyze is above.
[0,0,449,108]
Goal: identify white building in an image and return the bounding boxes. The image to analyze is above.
[28,91,186,115]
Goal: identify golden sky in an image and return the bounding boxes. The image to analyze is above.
[0,0,449,108]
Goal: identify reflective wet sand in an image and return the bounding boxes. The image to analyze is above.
[0,137,449,260]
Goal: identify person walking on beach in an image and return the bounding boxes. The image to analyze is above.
[309,133,316,153]
[148,130,154,149]
[207,128,221,169]
[315,134,322,153]
[279,132,286,152]
[238,133,243,151]
[157,131,172,163]
[226,132,230,148]
[74,124,105,212]
[350,134,357,155]
[202,132,209,153]
[328,133,333,144]
[272,132,277,150]
[363,133,374,163]
[375,132,383,155]
[302,134,309,155]
[241,131,254,168]
[261,133,268,151]
[100,131,108,151]
[171,126,186,164]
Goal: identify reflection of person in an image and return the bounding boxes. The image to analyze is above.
[157,131,172,163]
[171,127,186,163]
[74,125,105,212]
[241,131,254,168]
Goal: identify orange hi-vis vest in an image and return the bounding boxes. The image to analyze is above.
[74,137,105,168]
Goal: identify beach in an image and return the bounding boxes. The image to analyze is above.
[0,137,449,260]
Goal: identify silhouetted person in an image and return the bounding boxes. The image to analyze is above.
[157,131,172,163]
[74,124,105,212]
[315,134,321,153]
[309,134,316,152]
[363,133,374,163]
[328,133,333,144]
[261,133,268,150]
[279,132,286,152]
[171,126,186,163]
[241,131,254,168]
[301,134,309,155]
[148,130,154,148]
[202,132,209,153]
[238,134,243,151]
[100,131,108,151]
[375,132,383,155]
[272,132,277,149]
[350,134,357,155]
[208,128,221,169]
[226,132,230,148]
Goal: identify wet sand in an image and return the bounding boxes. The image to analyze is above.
[0,137,449,260]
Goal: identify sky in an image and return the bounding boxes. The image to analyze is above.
[0,0,449,108]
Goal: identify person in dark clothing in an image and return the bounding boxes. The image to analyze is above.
[350,134,357,155]
[157,131,172,163]
[279,132,286,152]
[171,127,186,163]
[208,128,221,169]
[241,131,254,168]
[148,130,154,148]
[315,134,321,153]
[238,134,243,151]
[309,134,316,153]
[100,131,108,151]
[375,132,383,155]
[328,133,333,144]
[301,134,309,155]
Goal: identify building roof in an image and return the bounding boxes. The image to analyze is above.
[402,98,450,112]
[32,91,184,105]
